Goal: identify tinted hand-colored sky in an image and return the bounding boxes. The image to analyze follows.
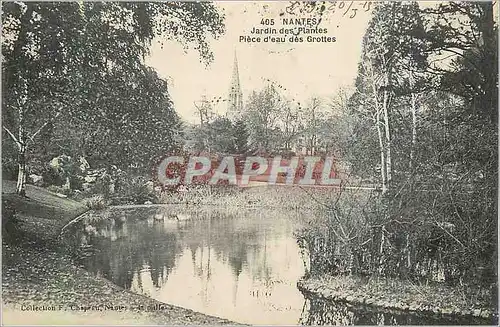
[145,1,374,122]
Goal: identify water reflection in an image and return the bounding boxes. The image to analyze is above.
[69,207,493,326]
[73,207,306,325]
[299,294,492,326]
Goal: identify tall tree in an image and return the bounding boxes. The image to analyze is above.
[2,2,225,195]
[349,2,427,192]
[278,99,302,153]
[301,97,324,156]
[232,119,249,154]
[422,2,498,123]
[296,1,498,285]
[244,85,283,153]
[184,117,239,155]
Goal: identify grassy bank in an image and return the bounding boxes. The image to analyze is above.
[298,275,498,323]
[1,181,238,325]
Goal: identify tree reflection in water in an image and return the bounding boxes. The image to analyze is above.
[79,209,183,291]
[67,207,308,324]
[299,294,490,326]
[66,208,493,325]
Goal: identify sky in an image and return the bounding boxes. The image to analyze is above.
[145,1,372,123]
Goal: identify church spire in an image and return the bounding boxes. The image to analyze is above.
[227,51,243,120]
[232,51,239,83]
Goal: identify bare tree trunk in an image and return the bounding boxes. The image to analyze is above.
[376,109,387,194]
[366,59,388,194]
[409,73,418,171]
[382,72,392,186]
[5,4,65,198]
[16,144,27,197]
[370,70,387,194]
[16,94,28,197]
[3,125,29,197]
[10,5,32,197]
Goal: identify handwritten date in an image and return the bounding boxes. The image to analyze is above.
[281,1,373,19]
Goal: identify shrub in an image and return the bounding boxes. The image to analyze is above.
[41,165,64,187]
[84,194,107,210]
[111,175,159,205]
[82,175,109,197]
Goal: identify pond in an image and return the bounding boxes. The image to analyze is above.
[71,206,308,325]
[67,206,493,325]
[300,294,491,325]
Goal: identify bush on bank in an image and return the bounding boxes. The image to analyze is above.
[295,186,497,290]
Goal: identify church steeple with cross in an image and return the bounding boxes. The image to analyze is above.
[227,51,243,120]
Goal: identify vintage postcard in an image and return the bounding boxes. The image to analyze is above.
[1,1,498,325]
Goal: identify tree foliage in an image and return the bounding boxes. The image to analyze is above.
[244,85,284,152]
[298,1,498,287]
[184,116,249,155]
[2,2,225,194]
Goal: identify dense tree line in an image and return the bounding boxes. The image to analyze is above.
[186,83,346,157]
[297,2,497,288]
